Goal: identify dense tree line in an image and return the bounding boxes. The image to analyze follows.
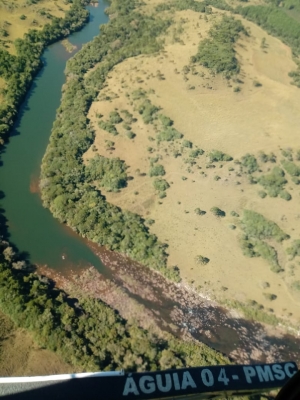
[0,226,227,372]
[40,0,181,282]
[0,0,90,144]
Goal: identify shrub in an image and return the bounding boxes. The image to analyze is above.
[263,293,277,301]
[281,160,300,176]
[279,190,292,201]
[286,240,300,259]
[210,207,226,217]
[120,109,134,123]
[158,191,167,199]
[182,140,193,148]
[157,127,183,142]
[233,86,241,92]
[258,167,287,197]
[281,149,293,161]
[20,14,27,20]
[137,99,159,124]
[258,151,276,163]
[195,255,210,265]
[241,153,258,173]
[253,80,262,87]
[153,178,170,191]
[149,164,165,177]
[158,114,173,127]
[109,111,122,124]
[189,148,204,158]
[209,150,233,162]
[231,211,239,217]
[291,281,300,291]
[258,190,267,198]
[98,120,118,136]
[214,175,221,181]
[126,131,136,139]
[229,224,236,230]
[195,208,206,215]
[123,123,131,130]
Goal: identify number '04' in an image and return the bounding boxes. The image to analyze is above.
[201,368,229,387]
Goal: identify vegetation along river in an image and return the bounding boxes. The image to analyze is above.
[1,0,299,366]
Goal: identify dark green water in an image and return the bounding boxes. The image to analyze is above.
[1,1,109,272]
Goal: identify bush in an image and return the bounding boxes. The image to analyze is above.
[214,175,221,181]
[182,140,193,148]
[281,160,300,176]
[157,127,183,142]
[189,148,204,158]
[258,151,276,163]
[291,281,300,291]
[158,191,167,199]
[263,293,277,301]
[153,178,170,191]
[241,154,258,173]
[209,150,233,162]
[258,190,267,198]
[98,120,118,135]
[231,211,239,217]
[210,207,226,217]
[286,240,300,259]
[126,131,136,139]
[258,167,287,197]
[195,208,206,215]
[137,99,159,124]
[149,164,165,177]
[20,14,27,20]
[158,114,173,127]
[279,190,292,201]
[195,255,210,265]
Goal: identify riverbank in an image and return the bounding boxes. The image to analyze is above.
[37,243,300,365]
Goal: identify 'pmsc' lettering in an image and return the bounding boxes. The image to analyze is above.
[243,363,297,384]
[123,372,196,396]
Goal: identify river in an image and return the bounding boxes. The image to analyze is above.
[0,0,299,366]
[1,1,109,274]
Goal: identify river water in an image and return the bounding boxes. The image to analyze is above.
[0,0,299,365]
[1,1,109,273]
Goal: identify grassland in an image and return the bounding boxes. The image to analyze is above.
[82,1,300,326]
[0,0,70,54]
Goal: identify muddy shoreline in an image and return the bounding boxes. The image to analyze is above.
[37,241,300,366]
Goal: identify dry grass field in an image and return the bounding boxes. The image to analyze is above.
[0,311,73,376]
[83,1,300,327]
[0,0,70,54]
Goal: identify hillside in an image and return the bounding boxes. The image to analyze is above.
[77,0,300,324]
